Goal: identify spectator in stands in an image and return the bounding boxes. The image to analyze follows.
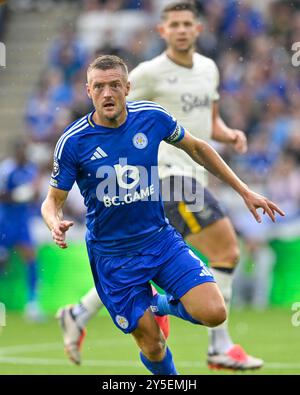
[47,68,74,108]
[25,76,58,143]
[0,2,7,38]
[120,0,153,12]
[49,22,88,83]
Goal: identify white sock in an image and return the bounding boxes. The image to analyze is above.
[207,268,234,354]
[72,288,103,328]
[252,246,275,310]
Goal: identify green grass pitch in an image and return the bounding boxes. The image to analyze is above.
[0,308,299,375]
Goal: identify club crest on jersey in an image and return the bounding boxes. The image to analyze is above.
[115,315,129,329]
[51,158,60,178]
[133,133,148,149]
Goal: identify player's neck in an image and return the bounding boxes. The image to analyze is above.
[93,109,128,128]
[166,48,194,68]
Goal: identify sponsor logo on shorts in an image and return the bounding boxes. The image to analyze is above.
[150,305,158,313]
[115,315,129,329]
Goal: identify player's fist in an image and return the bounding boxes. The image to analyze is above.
[51,220,74,249]
[231,129,248,154]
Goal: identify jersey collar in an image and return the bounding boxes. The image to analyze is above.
[88,109,130,131]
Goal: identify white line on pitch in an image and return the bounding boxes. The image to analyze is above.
[0,356,144,368]
[0,356,300,370]
[0,339,130,356]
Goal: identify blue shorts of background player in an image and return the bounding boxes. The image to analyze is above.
[0,211,43,321]
[86,225,215,334]
[0,215,33,250]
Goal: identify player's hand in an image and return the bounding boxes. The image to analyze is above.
[231,129,248,154]
[242,190,285,223]
[51,220,74,249]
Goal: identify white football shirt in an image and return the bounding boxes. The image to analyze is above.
[128,52,220,185]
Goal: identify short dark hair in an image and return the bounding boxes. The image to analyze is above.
[87,55,128,78]
[161,1,199,19]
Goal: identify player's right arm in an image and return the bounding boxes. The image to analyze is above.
[41,187,74,249]
[212,102,247,154]
[41,128,78,249]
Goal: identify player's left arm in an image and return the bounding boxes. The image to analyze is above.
[173,131,285,223]
[211,102,247,154]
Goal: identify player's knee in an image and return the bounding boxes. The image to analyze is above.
[141,339,166,361]
[206,304,227,327]
[200,303,227,328]
[228,244,240,266]
[213,243,240,268]
[135,325,166,361]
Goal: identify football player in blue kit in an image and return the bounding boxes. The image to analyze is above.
[41,55,284,375]
[0,140,44,321]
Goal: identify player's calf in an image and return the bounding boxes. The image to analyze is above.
[133,310,177,375]
[133,310,166,361]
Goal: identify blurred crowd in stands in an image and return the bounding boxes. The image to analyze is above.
[1,0,300,308]
[0,2,7,38]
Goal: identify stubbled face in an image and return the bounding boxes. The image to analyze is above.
[86,67,130,124]
[159,10,202,53]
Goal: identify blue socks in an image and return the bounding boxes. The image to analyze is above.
[27,259,38,302]
[140,347,178,375]
[152,294,202,325]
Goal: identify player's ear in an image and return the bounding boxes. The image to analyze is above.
[125,81,130,96]
[196,22,204,35]
[156,23,165,39]
[86,83,92,99]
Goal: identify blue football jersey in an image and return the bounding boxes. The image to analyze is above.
[51,101,185,254]
[0,158,38,219]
